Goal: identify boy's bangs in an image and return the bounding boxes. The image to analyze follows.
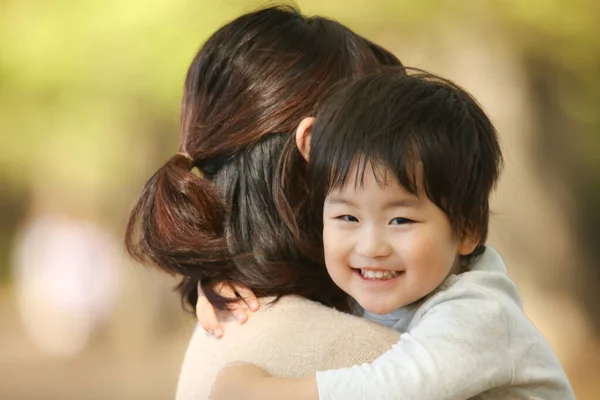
[324,132,421,196]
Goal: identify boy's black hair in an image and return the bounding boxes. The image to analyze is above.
[308,68,503,261]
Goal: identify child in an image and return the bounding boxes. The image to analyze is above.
[209,70,575,399]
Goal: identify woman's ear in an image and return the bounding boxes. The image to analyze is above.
[295,117,315,162]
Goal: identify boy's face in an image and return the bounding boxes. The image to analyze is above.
[322,162,473,315]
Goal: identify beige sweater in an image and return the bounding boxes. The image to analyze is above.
[175,295,400,400]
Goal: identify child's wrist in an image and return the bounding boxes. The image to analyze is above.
[252,376,279,400]
[257,375,319,400]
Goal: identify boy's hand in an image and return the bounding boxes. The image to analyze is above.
[196,281,259,339]
[210,362,270,400]
[211,362,319,400]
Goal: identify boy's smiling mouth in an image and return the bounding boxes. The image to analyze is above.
[352,268,404,280]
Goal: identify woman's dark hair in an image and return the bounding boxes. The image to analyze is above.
[125,5,403,312]
[308,69,503,263]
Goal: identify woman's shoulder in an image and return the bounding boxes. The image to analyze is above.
[176,295,399,399]
[255,295,393,333]
[243,296,400,371]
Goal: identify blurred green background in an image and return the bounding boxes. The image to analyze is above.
[1,0,599,398]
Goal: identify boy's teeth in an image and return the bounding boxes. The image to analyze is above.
[360,269,401,280]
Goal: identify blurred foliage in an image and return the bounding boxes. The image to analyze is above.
[0,0,598,278]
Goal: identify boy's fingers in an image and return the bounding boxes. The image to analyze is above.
[232,283,259,312]
[213,281,237,299]
[231,305,248,324]
[214,282,249,324]
[197,296,224,337]
[196,291,223,338]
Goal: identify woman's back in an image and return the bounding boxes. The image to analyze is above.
[176,296,399,399]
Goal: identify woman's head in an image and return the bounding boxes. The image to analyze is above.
[125,5,402,312]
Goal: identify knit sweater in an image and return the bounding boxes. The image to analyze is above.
[175,295,400,400]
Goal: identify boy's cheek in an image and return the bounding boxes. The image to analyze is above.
[324,226,351,252]
[322,223,337,245]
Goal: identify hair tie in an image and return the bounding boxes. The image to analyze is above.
[176,151,194,171]
[175,151,194,171]
[177,151,193,161]
[193,154,234,177]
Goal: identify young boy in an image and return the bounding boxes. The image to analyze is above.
[210,70,575,399]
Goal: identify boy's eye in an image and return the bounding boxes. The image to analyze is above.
[335,215,359,223]
[389,217,413,225]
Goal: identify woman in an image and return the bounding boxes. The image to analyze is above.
[125,6,403,399]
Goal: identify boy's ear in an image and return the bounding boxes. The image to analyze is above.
[458,225,480,256]
[295,117,315,162]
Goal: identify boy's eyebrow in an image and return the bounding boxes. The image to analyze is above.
[325,197,420,208]
[325,197,356,206]
[383,199,420,209]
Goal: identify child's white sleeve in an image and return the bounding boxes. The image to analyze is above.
[316,293,513,400]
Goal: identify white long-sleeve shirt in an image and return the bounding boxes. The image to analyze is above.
[316,246,575,400]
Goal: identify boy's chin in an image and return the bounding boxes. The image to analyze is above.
[359,300,401,315]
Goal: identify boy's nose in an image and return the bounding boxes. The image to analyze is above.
[355,228,392,259]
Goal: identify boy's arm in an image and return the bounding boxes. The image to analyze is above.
[316,292,512,400]
[211,363,318,400]
[214,292,512,400]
